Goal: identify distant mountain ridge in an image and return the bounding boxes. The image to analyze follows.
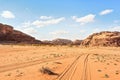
[0,23,120,46]
[42,39,82,45]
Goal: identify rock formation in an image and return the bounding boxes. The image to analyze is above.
[81,31,120,47]
[73,40,82,45]
[0,23,41,44]
[51,38,73,45]
[1,23,120,46]
[42,40,53,45]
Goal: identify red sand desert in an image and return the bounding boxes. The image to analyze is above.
[0,45,120,80]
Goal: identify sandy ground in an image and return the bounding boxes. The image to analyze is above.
[0,45,120,80]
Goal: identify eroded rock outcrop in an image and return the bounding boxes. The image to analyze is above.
[0,23,41,44]
[51,38,73,45]
[81,31,120,47]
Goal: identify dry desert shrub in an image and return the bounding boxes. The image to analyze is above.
[40,67,58,75]
[104,74,109,78]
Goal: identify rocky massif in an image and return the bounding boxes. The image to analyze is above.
[42,39,73,45]
[81,31,120,47]
[0,23,120,46]
[0,23,41,44]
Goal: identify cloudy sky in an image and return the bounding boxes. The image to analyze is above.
[0,0,120,40]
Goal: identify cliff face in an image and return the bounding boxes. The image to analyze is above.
[1,23,120,46]
[0,23,41,44]
[81,31,120,47]
[0,24,13,34]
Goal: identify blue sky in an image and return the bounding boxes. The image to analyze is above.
[0,0,120,40]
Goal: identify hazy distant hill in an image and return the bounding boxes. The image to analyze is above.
[81,31,120,47]
[51,38,73,45]
[72,40,82,45]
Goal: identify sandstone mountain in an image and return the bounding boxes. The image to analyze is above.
[42,40,52,45]
[1,23,120,46]
[81,31,120,47]
[51,38,73,45]
[0,23,41,44]
[72,40,82,45]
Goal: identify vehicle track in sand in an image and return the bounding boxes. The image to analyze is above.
[55,54,91,80]
[0,56,75,73]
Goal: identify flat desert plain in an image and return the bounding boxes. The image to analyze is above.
[0,45,120,80]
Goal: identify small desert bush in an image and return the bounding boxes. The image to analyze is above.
[97,69,102,72]
[115,70,119,75]
[104,74,109,78]
[40,67,58,75]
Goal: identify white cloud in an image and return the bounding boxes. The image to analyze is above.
[72,16,77,20]
[15,22,37,35]
[50,30,69,35]
[15,25,37,35]
[0,11,15,19]
[72,14,95,25]
[92,28,102,33]
[99,9,113,15]
[22,21,31,28]
[91,26,120,33]
[24,27,37,34]
[32,17,65,27]
[109,26,120,31]
[79,30,86,33]
[40,16,52,19]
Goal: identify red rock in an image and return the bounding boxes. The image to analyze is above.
[81,31,120,47]
[0,23,41,44]
[51,38,73,45]
[73,40,82,45]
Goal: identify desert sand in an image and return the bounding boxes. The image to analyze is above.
[0,45,120,80]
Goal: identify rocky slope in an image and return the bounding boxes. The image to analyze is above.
[81,31,120,47]
[72,40,82,45]
[1,23,120,46]
[0,23,41,44]
[42,40,53,45]
[51,38,73,45]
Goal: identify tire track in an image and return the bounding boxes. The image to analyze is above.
[0,56,74,73]
[55,54,84,80]
[55,54,91,80]
[81,54,90,80]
